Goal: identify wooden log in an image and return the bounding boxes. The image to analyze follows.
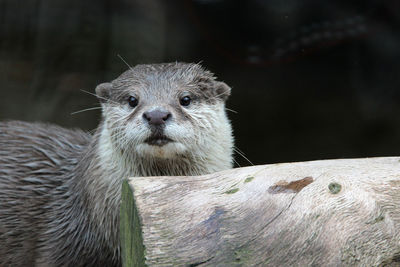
[120,157,400,266]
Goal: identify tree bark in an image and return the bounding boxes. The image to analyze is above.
[120,157,400,266]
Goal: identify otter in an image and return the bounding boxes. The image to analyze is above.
[0,63,233,266]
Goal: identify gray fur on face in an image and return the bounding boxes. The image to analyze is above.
[96,62,231,104]
[0,63,233,266]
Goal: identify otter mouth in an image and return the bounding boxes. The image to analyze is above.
[145,134,173,146]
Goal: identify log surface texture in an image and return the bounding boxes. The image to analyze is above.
[121,157,400,266]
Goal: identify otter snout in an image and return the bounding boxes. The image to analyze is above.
[143,109,172,126]
[143,108,173,146]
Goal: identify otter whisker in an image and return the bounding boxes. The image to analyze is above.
[80,89,120,105]
[209,91,229,100]
[234,147,254,166]
[71,107,102,115]
[232,157,241,168]
[117,54,134,71]
[107,113,131,126]
[108,117,128,128]
[234,146,245,155]
[225,108,238,114]
[108,122,132,134]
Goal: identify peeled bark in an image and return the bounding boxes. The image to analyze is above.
[120,157,400,266]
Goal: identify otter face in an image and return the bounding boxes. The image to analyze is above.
[96,63,232,162]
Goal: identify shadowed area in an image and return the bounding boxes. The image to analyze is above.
[1,0,400,165]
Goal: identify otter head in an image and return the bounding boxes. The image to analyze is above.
[95,63,233,172]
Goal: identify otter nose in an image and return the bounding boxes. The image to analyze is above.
[143,109,172,126]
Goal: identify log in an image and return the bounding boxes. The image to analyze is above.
[120,157,400,266]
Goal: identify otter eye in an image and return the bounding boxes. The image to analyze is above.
[128,96,138,108]
[180,96,191,106]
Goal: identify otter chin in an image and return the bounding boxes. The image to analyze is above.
[145,134,173,146]
[136,141,187,159]
[0,62,234,266]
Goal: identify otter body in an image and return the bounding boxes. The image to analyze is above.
[0,63,233,266]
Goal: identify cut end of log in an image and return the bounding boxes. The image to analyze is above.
[120,180,146,267]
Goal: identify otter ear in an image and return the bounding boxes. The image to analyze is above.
[215,81,231,101]
[95,82,112,103]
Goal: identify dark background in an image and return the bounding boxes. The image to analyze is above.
[1,0,399,167]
